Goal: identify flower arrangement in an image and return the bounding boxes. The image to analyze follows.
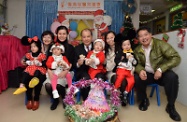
[64,78,121,122]
[64,78,121,107]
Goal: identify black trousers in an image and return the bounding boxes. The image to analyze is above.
[76,71,91,101]
[134,70,179,105]
[23,70,46,101]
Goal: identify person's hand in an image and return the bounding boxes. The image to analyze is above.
[58,70,68,78]
[154,70,162,80]
[77,58,84,66]
[34,60,42,66]
[139,70,147,80]
[58,61,65,67]
[89,58,94,64]
[21,59,26,66]
[127,54,133,59]
[25,60,34,65]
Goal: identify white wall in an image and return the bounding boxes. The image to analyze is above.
[154,28,187,106]
[7,0,26,38]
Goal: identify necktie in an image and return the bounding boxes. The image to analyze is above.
[86,46,90,52]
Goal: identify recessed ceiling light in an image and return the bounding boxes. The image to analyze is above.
[151,9,155,12]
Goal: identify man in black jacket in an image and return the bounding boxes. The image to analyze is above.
[74,29,93,100]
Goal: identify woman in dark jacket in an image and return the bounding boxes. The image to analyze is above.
[44,26,75,110]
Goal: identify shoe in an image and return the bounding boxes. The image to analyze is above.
[29,77,39,88]
[166,104,181,121]
[123,91,128,105]
[138,98,150,111]
[26,100,33,110]
[50,99,59,110]
[32,101,39,111]
[121,100,127,106]
[13,87,27,95]
[52,90,59,98]
[120,93,127,107]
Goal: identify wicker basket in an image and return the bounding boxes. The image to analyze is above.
[68,114,120,122]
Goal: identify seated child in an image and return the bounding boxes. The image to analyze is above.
[46,43,73,98]
[85,39,106,80]
[13,36,46,94]
[114,36,137,104]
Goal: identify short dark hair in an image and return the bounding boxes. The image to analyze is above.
[41,30,55,41]
[136,26,151,37]
[80,28,93,36]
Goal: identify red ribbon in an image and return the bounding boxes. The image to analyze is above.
[28,36,38,43]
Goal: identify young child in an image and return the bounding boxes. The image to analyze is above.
[85,39,106,80]
[13,36,46,95]
[46,43,72,98]
[114,35,137,104]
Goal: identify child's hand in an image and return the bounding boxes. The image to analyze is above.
[34,60,42,66]
[127,54,133,59]
[21,59,27,66]
[26,60,34,65]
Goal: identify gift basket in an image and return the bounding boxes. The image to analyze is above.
[64,79,121,122]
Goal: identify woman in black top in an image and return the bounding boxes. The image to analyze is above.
[44,26,75,110]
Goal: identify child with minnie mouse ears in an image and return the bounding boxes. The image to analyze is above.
[13,36,47,110]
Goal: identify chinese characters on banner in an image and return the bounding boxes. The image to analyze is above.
[58,0,104,11]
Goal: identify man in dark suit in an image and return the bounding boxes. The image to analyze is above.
[74,29,93,100]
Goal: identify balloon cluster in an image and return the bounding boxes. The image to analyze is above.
[50,15,80,46]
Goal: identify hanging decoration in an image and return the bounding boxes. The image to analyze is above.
[122,0,137,14]
[162,33,169,42]
[177,28,186,49]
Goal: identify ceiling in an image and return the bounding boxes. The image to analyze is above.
[140,0,183,22]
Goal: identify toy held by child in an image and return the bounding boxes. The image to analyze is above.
[46,43,74,98]
[114,34,137,104]
[85,39,106,80]
[13,36,46,95]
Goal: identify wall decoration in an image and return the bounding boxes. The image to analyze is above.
[58,0,104,11]
[122,0,137,14]
[162,33,169,42]
[177,28,186,49]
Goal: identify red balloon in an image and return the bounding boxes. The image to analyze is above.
[58,15,66,23]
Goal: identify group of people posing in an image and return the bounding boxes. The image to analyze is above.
[13,25,181,121]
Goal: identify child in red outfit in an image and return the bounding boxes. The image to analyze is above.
[13,36,47,111]
[46,43,73,98]
[13,36,46,95]
[85,39,106,80]
[114,35,137,104]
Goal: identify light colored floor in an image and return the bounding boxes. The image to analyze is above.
[0,87,187,122]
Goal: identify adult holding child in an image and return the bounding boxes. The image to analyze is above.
[104,31,127,106]
[44,26,75,110]
[74,29,93,101]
